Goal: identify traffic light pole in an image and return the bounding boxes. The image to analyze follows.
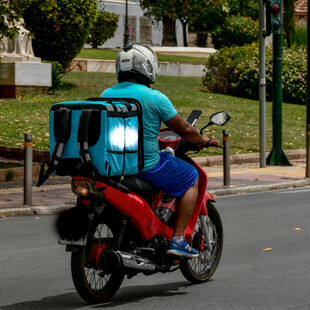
[266,0,291,166]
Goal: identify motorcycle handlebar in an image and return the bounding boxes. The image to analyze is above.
[201,140,223,149]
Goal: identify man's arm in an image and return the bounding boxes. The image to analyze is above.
[164,113,210,148]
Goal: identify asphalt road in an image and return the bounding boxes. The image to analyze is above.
[0,188,310,310]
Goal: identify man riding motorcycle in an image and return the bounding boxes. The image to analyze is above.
[100,44,210,258]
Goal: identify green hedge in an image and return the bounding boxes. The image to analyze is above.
[203,44,307,105]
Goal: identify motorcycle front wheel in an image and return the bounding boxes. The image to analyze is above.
[71,219,124,304]
[180,202,223,283]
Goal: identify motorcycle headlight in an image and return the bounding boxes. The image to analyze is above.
[71,179,91,197]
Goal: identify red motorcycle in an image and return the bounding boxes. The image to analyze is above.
[56,110,231,304]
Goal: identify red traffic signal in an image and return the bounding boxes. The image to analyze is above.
[271,2,280,15]
[265,0,282,36]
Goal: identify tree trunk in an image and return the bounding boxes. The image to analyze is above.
[162,15,177,46]
[283,0,295,48]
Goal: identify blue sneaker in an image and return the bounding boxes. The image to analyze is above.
[166,239,199,258]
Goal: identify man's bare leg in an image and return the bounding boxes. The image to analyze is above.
[173,178,199,237]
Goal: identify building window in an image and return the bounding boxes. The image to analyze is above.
[140,17,152,44]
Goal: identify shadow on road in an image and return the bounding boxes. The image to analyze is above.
[0,281,195,309]
[93,281,192,308]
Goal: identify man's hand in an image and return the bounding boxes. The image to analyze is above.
[165,113,210,146]
[196,135,211,150]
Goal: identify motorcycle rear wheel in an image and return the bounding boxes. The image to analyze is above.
[180,202,223,283]
[71,219,124,304]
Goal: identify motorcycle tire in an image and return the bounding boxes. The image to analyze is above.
[180,202,223,283]
[71,218,124,304]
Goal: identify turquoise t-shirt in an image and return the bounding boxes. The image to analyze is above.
[101,82,177,171]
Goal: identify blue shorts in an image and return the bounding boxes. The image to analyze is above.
[139,152,198,197]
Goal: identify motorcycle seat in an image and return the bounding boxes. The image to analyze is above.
[120,175,159,205]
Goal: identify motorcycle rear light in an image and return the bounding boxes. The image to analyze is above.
[71,179,91,197]
[77,199,91,206]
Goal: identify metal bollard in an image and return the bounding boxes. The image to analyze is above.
[24,134,33,206]
[223,129,230,186]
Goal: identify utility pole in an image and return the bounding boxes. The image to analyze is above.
[259,0,267,168]
[306,0,310,177]
[124,0,130,48]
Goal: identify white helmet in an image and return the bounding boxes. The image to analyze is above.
[116,44,159,85]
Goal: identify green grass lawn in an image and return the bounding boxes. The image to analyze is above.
[77,48,207,65]
[0,71,306,157]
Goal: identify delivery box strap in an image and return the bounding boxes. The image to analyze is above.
[37,109,72,187]
[77,109,100,178]
[87,97,133,112]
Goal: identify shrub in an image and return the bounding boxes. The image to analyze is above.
[23,0,97,70]
[232,47,307,104]
[204,44,307,105]
[203,43,258,94]
[48,61,64,90]
[86,11,119,48]
[211,15,258,49]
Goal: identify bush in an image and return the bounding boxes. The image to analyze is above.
[23,0,97,70]
[42,60,64,90]
[204,44,307,105]
[232,47,307,104]
[86,11,119,48]
[203,43,258,94]
[50,61,64,90]
[212,15,258,49]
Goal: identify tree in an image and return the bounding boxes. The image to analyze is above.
[227,0,259,19]
[0,0,28,39]
[141,0,178,46]
[189,0,229,47]
[162,16,177,46]
[86,11,119,48]
[283,0,295,47]
[22,0,97,70]
[141,0,228,47]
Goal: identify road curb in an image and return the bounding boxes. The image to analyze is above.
[1,180,310,217]
[0,204,74,217]
[209,179,310,197]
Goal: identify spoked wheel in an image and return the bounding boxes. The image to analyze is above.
[71,219,124,304]
[180,202,223,283]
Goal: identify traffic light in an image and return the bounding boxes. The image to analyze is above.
[265,0,282,36]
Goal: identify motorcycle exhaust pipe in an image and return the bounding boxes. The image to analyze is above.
[103,250,157,273]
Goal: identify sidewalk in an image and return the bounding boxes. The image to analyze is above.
[0,157,309,217]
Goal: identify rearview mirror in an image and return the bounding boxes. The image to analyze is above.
[210,111,231,126]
